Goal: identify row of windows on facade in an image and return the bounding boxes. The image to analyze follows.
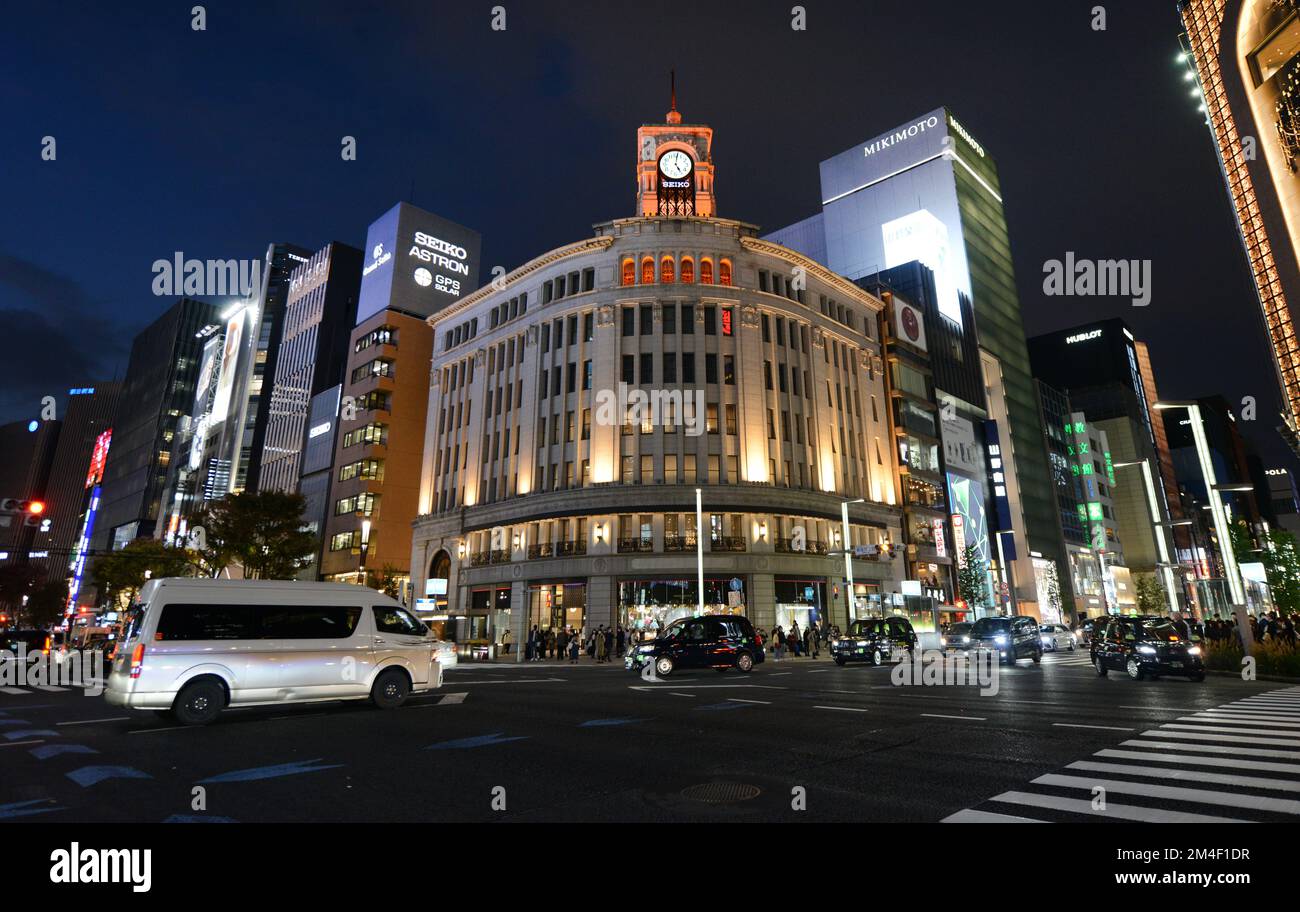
[461,513,885,557]
[355,325,397,354]
[620,256,732,287]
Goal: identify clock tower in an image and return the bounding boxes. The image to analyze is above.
[636,78,715,218]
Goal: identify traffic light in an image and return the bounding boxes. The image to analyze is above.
[22,501,46,528]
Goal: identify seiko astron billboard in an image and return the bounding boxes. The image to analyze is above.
[356,202,481,325]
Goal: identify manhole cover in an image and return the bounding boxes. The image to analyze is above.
[681,782,762,804]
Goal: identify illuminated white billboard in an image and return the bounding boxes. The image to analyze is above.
[208,311,245,425]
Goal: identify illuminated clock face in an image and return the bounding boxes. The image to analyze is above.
[659,150,692,180]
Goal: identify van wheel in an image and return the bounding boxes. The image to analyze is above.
[655,656,675,677]
[1094,655,1108,677]
[736,651,754,673]
[371,668,411,709]
[172,679,225,726]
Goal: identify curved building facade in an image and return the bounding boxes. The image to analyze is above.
[410,218,907,646]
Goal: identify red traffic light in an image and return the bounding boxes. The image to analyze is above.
[27,501,45,515]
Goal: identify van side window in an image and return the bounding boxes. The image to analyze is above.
[261,607,362,639]
[156,604,256,641]
[373,606,424,636]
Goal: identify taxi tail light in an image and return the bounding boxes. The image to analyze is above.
[129,643,146,678]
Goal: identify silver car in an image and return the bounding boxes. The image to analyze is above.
[105,579,442,724]
[1038,623,1077,652]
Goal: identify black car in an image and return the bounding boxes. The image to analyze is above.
[968,615,1042,665]
[1090,615,1205,682]
[625,615,763,677]
[2,629,50,661]
[940,621,973,654]
[830,616,917,666]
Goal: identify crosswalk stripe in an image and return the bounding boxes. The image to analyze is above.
[0,688,30,695]
[1178,714,1300,727]
[942,808,1046,823]
[1095,749,1300,775]
[29,686,68,693]
[987,790,1243,823]
[1122,739,1300,760]
[1197,710,1300,721]
[1140,729,1300,748]
[1032,773,1300,815]
[1161,722,1300,739]
[1066,760,1300,793]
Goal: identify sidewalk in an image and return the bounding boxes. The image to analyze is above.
[463,652,838,668]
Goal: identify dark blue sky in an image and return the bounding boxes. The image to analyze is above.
[2,0,1291,467]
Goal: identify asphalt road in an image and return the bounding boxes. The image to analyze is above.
[0,650,1295,823]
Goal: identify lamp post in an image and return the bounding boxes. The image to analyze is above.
[842,498,865,622]
[695,488,705,617]
[359,518,372,583]
[1154,401,1254,652]
[1113,458,1181,614]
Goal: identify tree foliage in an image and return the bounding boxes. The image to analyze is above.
[957,544,988,607]
[92,537,197,608]
[193,491,317,580]
[1134,575,1166,615]
[1231,520,1300,614]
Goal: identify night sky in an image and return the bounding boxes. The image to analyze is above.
[2,0,1290,468]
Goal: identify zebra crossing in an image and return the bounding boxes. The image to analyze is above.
[943,685,1300,823]
[1040,650,1093,667]
[0,677,107,696]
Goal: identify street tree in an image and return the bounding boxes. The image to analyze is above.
[92,537,196,609]
[957,544,988,608]
[194,491,317,580]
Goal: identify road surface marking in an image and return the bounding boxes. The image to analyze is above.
[1161,723,1300,739]
[921,713,986,721]
[1179,714,1300,727]
[1052,723,1134,731]
[814,705,868,713]
[0,740,45,748]
[669,692,695,697]
[1094,749,1300,775]
[56,717,130,726]
[942,808,1045,823]
[1139,729,1300,747]
[1067,759,1300,793]
[1122,739,1300,760]
[451,678,566,685]
[727,698,772,705]
[1032,773,1300,815]
[985,791,1242,823]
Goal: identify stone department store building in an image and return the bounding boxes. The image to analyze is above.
[410,102,907,647]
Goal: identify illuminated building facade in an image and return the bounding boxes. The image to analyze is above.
[1180,0,1300,451]
[411,104,906,648]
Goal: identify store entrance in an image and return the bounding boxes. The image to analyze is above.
[528,582,586,635]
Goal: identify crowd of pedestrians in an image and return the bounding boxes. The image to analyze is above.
[1200,611,1299,649]
[753,619,836,661]
[516,624,639,663]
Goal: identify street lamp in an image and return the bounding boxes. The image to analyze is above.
[842,498,865,622]
[359,518,372,579]
[1113,458,1181,613]
[1154,401,1253,650]
[695,488,705,617]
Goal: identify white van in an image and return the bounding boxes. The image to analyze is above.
[105,579,442,724]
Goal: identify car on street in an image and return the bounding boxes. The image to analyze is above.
[830,616,917,666]
[104,578,444,724]
[968,615,1042,665]
[1090,615,1205,682]
[2,629,50,661]
[625,614,762,676]
[939,621,973,654]
[1038,623,1077,652]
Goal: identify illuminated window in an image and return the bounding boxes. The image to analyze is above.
[621,259,635,286]
[680,257,694,284]
[641,257,655,284]
[700,258,714,284]
[718,259,732,286]
[661,257,675,284]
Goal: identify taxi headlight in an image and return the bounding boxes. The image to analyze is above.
[1136,645,1157,655]
[1187,646,1202,656]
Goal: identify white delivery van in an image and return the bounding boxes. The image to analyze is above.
[104,579,443,724]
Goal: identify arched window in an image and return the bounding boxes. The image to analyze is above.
[680,257,695,284]
[700,258,714,285]
[641,257,655,284]
[661,257,675,284]
[718,259,732,287]
[621,259,635,286]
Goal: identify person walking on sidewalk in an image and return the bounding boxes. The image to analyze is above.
[568,633,580,664]
[501,628,512,656]
[790,620,802,657]
[595,625,609,663]
[773,625,785,661]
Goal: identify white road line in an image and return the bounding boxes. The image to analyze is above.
[1095,748,1300,775]
[1196,710,1300,721]
[438,692,468,705]
[56,717,130,726]
[451,678,566,685]
[988,790,1242,823]
[0,739,45,748]
[921,713,986,721]
[942,808,1045,823]
[727,698,771,705]
[1066,760,1300,793]
[1139,729,1300,748]
[1180,714,1300,727]
[669,692,695,697]
[1123,739,1300,760]
[29,686,68,692]
[1161,723,1300,739]
[0,687,31,695]
[127,726,195,735]
[1052,723,1134,731]
[1118,705,1204,713]
[814,705,867,713]
[1032,773,1300,815]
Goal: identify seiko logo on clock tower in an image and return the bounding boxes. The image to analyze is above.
[635,78,716,218]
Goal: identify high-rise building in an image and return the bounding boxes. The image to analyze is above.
[259,242,362,494]
[93,297,219,555]
[409,102,906,648]
[296,384,343,580]
[1028,319,1181,609]
[767,108,1067,616]
[0,418,60,569]
[24,384,120,579]
[320,203,481,595]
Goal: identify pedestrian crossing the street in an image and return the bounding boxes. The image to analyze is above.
[943,686,1300,823]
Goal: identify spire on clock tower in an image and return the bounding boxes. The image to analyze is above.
[636,78,716,218]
